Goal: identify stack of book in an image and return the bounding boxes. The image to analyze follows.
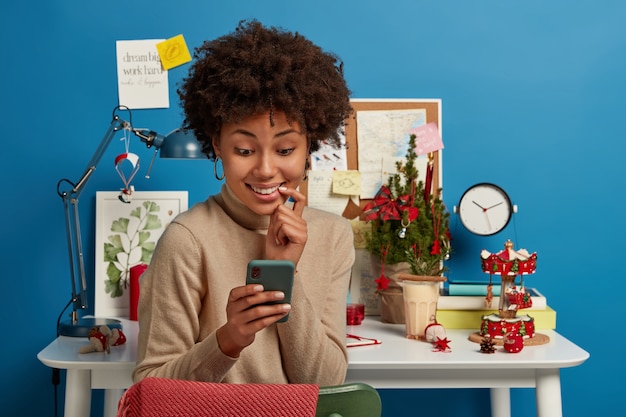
[435,281,556,330]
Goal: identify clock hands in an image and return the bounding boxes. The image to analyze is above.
[483,209,493,231]
[485,202,503,210]
[459,184,512,236]
[472,201,485,210]
[472,200,497,231]
[473,200,503,212]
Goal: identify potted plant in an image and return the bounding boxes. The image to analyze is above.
[363,134,451,323]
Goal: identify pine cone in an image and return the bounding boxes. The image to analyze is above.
[480,336,496,354]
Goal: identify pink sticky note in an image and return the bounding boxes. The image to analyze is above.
[409,122,443,155]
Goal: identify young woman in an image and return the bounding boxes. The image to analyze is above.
[133,20,354,386]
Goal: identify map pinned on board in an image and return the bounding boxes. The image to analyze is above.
[156,34,192,70]
[409,122,443,156]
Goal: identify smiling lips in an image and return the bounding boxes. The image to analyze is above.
[249,184,282,195]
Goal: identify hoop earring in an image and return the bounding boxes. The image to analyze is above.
[214,157,225,181]
[302,159,310,181]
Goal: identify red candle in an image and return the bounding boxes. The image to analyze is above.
[346,303,365,325]
[129,263,148,321]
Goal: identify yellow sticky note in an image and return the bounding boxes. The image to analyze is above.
[332,170,361,196]
[156,34,192,70]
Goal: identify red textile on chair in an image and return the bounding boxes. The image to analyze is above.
[117,377,320,417]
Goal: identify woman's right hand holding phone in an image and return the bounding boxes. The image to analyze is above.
[216,284,291,358]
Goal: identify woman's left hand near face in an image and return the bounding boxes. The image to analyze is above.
[265,187,308,266]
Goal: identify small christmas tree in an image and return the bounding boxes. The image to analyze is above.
[364,134,451,280]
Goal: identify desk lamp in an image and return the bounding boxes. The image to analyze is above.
[56,105,206,337]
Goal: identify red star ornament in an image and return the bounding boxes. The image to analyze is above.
[432,336,451,352]
[374,274,392,291]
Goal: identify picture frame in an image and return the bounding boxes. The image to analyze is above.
[94,191,188,318]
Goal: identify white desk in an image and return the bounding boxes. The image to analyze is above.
[38,317,588,417]
[345,319,588,417]
[38,318,136,417]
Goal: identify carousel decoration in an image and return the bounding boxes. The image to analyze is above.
[469,240,549,347]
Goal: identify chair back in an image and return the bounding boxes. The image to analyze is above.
[316,382,382,417]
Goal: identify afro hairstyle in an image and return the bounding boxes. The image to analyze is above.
[178,20,352,160]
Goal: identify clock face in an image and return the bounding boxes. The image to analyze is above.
[458,183,512,236]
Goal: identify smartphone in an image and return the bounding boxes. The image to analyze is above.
[245,260,295,323]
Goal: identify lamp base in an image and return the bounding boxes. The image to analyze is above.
[58,317,123,337]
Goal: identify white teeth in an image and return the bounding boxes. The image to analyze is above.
[250,185,280,195]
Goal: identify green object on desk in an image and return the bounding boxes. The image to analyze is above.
[316,382,382,417]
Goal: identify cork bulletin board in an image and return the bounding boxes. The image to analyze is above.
[301,98,442,214]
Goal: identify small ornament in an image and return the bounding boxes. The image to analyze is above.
[484,283,494,308]
[424,322,446,343]
[432,336,451,352]
[114,151,140,203]
[374,274,392,291]
[375,246,392,290]
[507,287,533,309]
[430,204,442,255]
[118,185,135,203]
[484,274,494,308]
[398,218,410,239]
[78,325,126,354]
[479,336,496,354]
[503,332,524,353]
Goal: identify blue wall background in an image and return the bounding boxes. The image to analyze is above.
[2,1,623,416]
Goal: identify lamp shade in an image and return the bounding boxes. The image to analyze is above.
[160,128,207,159]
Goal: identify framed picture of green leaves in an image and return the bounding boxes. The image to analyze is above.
[94,191,188,319]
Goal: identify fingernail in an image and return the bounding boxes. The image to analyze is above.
[282,304,291,311]
[274,291,285,299]
[279,186,287,191]
[254,285,264,292]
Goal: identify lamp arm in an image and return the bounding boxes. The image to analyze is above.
[73,115,131,196]
[61,194,87,320]
[58,114,131,321]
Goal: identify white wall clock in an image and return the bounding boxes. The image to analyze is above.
[456,183,515,236]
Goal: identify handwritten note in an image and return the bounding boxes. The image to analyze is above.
[409,122,443,155]
[308,170,357,216]
[116,39,169,109]
[156,34,192,70]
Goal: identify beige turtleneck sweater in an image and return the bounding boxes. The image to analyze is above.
[133,184,354,386]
